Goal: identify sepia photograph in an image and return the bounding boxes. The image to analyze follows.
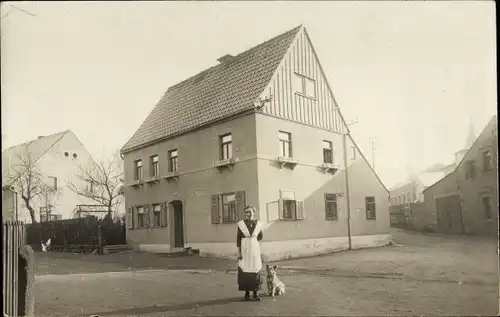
[1,1,498,316]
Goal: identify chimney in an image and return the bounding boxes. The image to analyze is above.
[217,54,233,64]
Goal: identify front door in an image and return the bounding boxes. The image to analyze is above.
[173,202,184,248]
[436,195,463,234]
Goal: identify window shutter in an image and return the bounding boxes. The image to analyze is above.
[133,207,139,229]
[266,201,280,222]
[143,205,150,228]
[211,194,220,224]
[296,201,305,220]
[160,202,168,227]
[127,207,134,229]
[149,204,155,227]
[278,199,284,220]
[235,191,246,221]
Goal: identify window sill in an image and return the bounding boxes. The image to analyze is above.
[294,92,317,101]
[146,175,162,185]
[214,158,236,171]
[163,171,180,182]
[366,217,377,221]
[129,180,144,188]
[277,156,298,169]
[325,218,339,221]
[320,163,339,175]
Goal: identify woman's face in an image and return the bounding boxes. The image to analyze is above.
[244,208,255,220]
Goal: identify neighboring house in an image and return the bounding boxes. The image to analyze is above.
[2,186,18,222]
[423,116,498,236]
[2,130,96,223]
[120,25,391,261]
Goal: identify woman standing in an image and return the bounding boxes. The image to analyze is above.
[237,205,264,301]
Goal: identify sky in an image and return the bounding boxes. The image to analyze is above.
[1,1,497,189]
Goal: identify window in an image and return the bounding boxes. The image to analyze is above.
[48,176,58,191]
[152,204,162,227]
[293,73,316,99]
[366,196,376,219]
[220,134,233,160]
[465,160,475,180]
[134,160,143,181]
[137,206,145,228]
[481,196,492,220]
[482,150,492,172]
[282,200,297,220]
[279,131,292,158]
[323,141,333,164]
[211,191,246,224]
[351,146,356,160]
[168,149,178,172]
[325,194,338,220]
[150,155,159,177]
[127,207,134,229]
[222,193,237,223]
[87,180,94,194]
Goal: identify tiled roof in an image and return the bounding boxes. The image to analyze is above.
[121,25,302,153]
[2,131,69,184]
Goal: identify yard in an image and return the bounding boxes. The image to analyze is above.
[34,229,499,316]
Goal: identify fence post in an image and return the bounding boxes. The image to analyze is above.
[98,224,103,254]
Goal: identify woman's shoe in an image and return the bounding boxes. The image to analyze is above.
[253,292,261,301]
[244,292,250,301]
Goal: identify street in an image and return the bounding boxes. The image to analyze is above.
[34,229,499,316]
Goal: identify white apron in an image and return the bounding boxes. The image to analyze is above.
[237,220,263,273]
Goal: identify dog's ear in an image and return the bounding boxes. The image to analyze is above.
[273,265,277,270]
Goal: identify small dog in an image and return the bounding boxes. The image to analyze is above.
[41,238,52,252]
[266,264,285,297]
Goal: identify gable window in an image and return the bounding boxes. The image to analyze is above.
[465,160,475,180]
[325,193,338,220]
[87,180,95,194]
[351,146,356,160]
[220,134,233,160]
[366,196,376,220]
[150,155,159,177]
[481,196,492,220]
[323,141,333,164]
[48,176,58,191]
[168,149,178,172]
[137,206,145,228]
[134,160,143,181]
[279,131,292,158]
[293,73,316,99]
[482,150,492,172]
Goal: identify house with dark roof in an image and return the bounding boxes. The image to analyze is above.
[422,116,498,236]
[2,130,96,223]
[120,25,391,261]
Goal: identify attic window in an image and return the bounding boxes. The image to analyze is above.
[217,54,234,63]
[293,73,316,99]
[64,152,69,157]
[73,153,77,158]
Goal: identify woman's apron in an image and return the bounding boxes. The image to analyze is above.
[237,220,263,273]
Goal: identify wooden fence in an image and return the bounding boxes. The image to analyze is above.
[26,217,126,253]
[390,202,427,230]
[3,221,26,317]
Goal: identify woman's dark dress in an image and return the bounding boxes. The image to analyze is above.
[236,220,263,291]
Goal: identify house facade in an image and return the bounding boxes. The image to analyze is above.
[423,116,498,236]
[121,25,391,261]
[2,130,97,223]
[2,186,17,222]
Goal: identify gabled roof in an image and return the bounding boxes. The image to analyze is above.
[2,130,70,184]
[417,172,446,188]
[121,25,302,153]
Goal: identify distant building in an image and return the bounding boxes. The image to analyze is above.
[2,131,96,223]
[423,116,498,236]
[2,186,18,222]
[120,25,391,261]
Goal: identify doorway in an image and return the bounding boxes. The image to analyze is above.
[436,194,464,234]
[171,201,184,248]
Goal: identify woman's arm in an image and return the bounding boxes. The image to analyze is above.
[257,230,263,241]
[237,227,243,259]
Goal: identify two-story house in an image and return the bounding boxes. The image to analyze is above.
[423,116,498,236]
[2,130,97,223]
[120,25,391,261]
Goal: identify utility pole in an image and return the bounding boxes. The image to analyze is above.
[370,136,377,170]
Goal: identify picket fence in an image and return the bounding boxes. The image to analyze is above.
[3,221,26,317]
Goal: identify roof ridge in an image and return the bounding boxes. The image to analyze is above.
[166,25,302,93]
[2,130,70,152]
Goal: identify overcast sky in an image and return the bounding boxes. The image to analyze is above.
[1,1,496,189]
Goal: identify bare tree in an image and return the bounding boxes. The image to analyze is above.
[68,152,124,218]
[5,147,48,223]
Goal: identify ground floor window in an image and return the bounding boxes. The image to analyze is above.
[153,204,162,227]
[325,194,338,220]
[211,191,246,224]
[481,196,492,220]
[365,196,376,220]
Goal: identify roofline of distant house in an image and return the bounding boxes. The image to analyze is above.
[422,115,496,193]
[3,130,70,186]
[421,169,457,193]
[120,108,257,155]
